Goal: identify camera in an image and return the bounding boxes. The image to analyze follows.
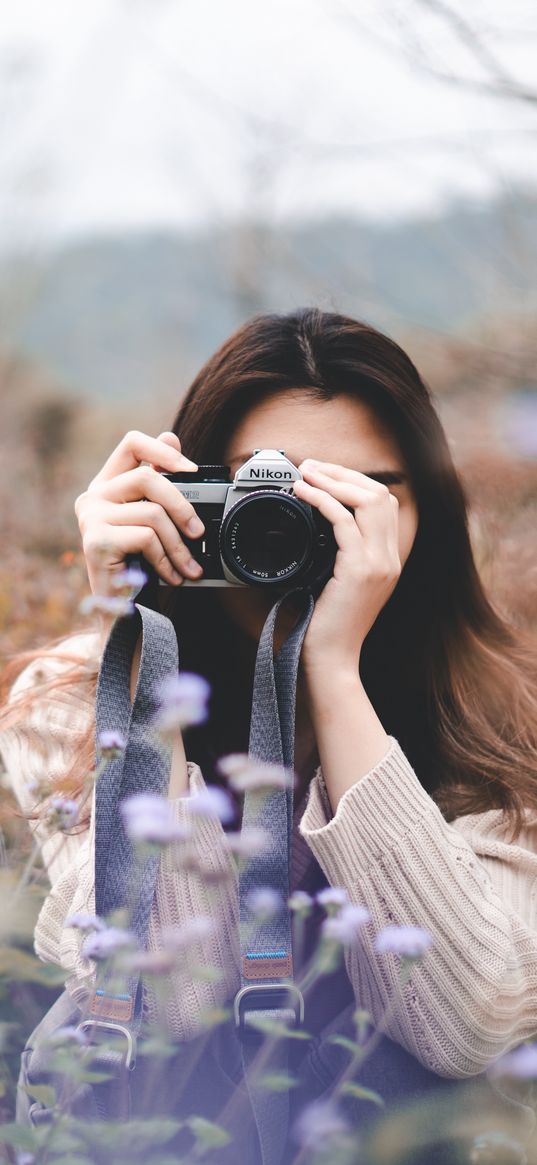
[158,449,337,593]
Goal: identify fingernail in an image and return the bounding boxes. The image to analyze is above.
[187,558,203,577]
[303,459,321,469]
[187,516,205,536]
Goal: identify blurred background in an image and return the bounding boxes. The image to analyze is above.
[1,0,537,655]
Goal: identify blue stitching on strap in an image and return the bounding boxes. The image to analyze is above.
[246,951,287,960]
[95,989,131,1000]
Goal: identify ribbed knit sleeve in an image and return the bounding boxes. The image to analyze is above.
[300,735,537,1078]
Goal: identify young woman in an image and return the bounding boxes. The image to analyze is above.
[2,309,537,1156]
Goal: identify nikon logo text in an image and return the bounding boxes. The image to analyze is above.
[249,468,293,479]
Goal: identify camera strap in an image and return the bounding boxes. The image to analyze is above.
[80,589,315,1161]
[238,587,315,1165]
[79,602,179,1118]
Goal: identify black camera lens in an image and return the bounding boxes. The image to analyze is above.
[219,492,316,585]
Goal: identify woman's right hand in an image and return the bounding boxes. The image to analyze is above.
[75,429,206,598]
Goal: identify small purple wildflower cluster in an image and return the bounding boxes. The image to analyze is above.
[120,792,192,845]
[218,753,295,793]
[153,672,211,734]
[79,594,135,619]
[45,795,79,831]
[97,730,127,759]
[488,1041,537,1081]
[374,924,433,960]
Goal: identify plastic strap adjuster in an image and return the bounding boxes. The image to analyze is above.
[234,983,305,1041]
[75,1019,136,1070]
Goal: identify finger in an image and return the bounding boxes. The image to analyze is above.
[299,459,391,495]
[83,524,187,588]
[150,431,183,472]
[297,466,398,553]
[95,499,204,579]
[89,465,206,540]
[91,430,197,485]
[293,478,363,557]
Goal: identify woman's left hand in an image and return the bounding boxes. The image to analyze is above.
[293,459,401,675]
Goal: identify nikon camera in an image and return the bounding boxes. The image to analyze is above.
[157,448,337,593]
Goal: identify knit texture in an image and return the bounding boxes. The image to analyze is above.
[2,630,537,1078]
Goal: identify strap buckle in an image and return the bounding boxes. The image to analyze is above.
[75,1019,136,1070]
[234,983,305,1042]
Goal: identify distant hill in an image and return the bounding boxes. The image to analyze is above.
[1,191,536,400]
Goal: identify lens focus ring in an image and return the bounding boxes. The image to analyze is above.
[219,491,316,585]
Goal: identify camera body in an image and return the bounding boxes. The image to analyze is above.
[158,448,337,593]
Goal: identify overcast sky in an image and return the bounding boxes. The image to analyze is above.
[1,0,537,249]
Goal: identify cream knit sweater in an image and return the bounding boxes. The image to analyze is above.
[2,629,537,1081]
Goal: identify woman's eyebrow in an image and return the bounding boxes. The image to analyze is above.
[227,454,407,486]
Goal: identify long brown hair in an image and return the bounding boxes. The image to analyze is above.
[2,309,537,841]
[167,309,537,839]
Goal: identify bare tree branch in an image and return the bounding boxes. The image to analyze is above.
[415,0,537,105]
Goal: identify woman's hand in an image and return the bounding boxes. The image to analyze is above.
[75,429,206,599]
[293,459,401,676]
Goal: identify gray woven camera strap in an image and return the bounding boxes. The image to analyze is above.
[239,587,315,1165]
[78,588,315,1157]
[77,602,178,1119]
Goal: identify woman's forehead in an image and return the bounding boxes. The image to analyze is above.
[225,392,407,476]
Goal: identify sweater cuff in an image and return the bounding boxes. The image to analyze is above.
[300,736,447,876]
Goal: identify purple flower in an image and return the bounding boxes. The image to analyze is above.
[46,1026,91,1048]
[217,753,294,793]
[65,912,106,933]
[374,925,433,959]
[79,594,134,618]
[161,918,215,950]
[122,948,178,975]
[288,891,314,915]
[81,927,139,961]
[186,786,235,824]
[316,887,349,914]
[488,1042,537,1080]
[120,792,192,845]
[246,887,283,923]
[111,566,148,592]
[222,827,270,859]
[292,1099,350,1151]
[45,796,79,831]
[154,672,211,734]
[98,730,127,759]
[322,903,370,946]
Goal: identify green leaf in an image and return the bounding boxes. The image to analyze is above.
[191,963,224,984]
[341,1081,385,1106]
[20,1081,57,1107]
[136,1036,179,1059]
[45,1129,87,1153]
[198,1006,232,1030]
[244,1015,312,1041]
[257,1072,298,1092]
[352,1008,372,1041]
[50,1157,94,1165]
[0,1123,39,1149]
[75,1068,114,1083]
[186,1116,231,1148]
[327,1035,363,1056]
